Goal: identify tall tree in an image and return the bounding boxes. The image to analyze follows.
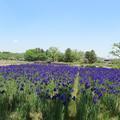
[85,50,97,64]
[71,49,84,63]
[64,48,73,62]
[46,47,60,62]
[57,52,64,62]
[110,42,120,58]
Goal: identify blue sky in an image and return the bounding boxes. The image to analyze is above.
[0,0,120,58]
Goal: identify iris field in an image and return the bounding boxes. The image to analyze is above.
[0,64,120,120]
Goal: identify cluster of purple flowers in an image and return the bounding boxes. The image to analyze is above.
[0,64,120,104]
[78,67,120,103]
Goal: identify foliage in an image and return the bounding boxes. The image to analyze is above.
[0,52,24,61]
[64,48,73,62]
[57,52,64,62]
[71,50,84,63]
[0,47,85,63]
[110,59,120,69]
[46,47,61,62]
[85,50,97,64]
[24,48,47,61]
[111,42,120,58]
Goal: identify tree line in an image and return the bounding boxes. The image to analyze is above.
[0,42,119,64]
[0,52,24,61]
[24,47,97,64]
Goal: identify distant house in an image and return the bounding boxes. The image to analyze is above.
[103,59,112,64]
[104,59,111,62]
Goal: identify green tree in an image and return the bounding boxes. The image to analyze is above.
[110,42,120,58]
[46,47,60,62]
[0,52,24,60]
[64,48,73,62]
[85,50,97,64]
[24,48,47,61]
[71,50,84,63]
[57,52,64,62]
